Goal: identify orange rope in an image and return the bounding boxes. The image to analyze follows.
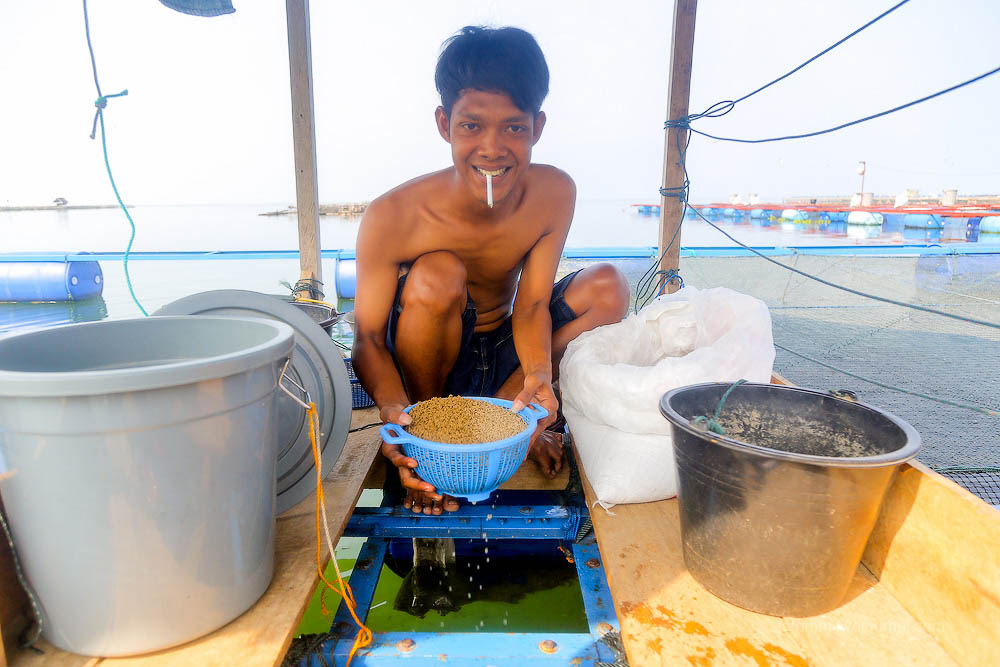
[307,403,372,665]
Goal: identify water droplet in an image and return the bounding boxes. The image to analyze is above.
[486,557,490,563]
[503,618,508,626]
[469,576,473,582]
[478,584,483,590]
[448,586,453,591]
[486,513,493,521]
[476,564,480,570]
[467,592,472,599]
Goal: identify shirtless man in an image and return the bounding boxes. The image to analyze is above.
[352,26,630,514]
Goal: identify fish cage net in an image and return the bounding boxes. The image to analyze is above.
[558,252,1000,506]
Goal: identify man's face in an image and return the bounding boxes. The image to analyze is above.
[436,89,545,207]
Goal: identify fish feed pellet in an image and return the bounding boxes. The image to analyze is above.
[407,396,526,444]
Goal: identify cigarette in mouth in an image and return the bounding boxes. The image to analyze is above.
[486,172,493,208]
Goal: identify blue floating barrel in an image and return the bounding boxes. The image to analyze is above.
[749,209,764,219]
[723,208,738,217]
[980,216,1000,233]
[336,258,357,299]
[846,211,884,226]
[826,211,847,223]
[781,209,807,221]
[0,261,103,302]
[903,214,943,229]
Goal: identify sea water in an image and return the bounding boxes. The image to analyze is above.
[1,199,992,329]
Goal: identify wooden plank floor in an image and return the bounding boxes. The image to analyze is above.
[10,408,384,667]
[576,450,958,666]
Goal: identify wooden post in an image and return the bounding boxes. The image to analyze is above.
[657,0,698,294]
[285,0,323,294]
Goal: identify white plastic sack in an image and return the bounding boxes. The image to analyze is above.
[559,286,775,508]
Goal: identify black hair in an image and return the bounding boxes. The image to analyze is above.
[435,26,550,117]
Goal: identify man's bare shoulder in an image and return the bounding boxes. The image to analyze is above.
[365,168,452,225]
[520,164,576,231]
[526,164,575,190]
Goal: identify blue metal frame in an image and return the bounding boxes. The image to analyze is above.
[302,494,621,666]
[343,504,584,542]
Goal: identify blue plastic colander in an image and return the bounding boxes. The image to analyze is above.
[379,397,548,502]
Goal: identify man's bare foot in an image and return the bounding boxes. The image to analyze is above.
[404,490,460,515]
[527,429,564,479]
[382,439,461,514]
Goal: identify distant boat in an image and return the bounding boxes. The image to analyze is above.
[631,203,661,216]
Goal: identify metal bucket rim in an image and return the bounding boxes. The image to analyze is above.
[660,382,921,468]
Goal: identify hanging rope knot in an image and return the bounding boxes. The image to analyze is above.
[664,116,691,131]
[653,268,684,297]
[663,269,684,289]
[293,278,325,301]
[89,90,128,140]
[659,184,688,202]
[691,379,748,436]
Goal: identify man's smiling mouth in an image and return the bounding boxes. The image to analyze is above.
[475,166,509,177]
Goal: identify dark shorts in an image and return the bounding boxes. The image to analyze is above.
[387,270,581,398]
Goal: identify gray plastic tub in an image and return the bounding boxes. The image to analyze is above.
[0,316,294,656]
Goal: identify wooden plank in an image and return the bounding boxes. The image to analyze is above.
[770,371,793,386]
[575,441,956,666]
[862,460,1000,666]
[11,409,382,667]
[285,0,323,290]
[657,0,698,294]
[499,461,570,491]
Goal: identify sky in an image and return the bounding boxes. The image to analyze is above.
[1,0,998,208]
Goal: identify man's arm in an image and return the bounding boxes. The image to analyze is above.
[351,198,444,503]
[508,170,575,418]
[351,197,410,421]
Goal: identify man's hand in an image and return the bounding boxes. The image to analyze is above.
[512,374,564,478]
[511,373,558,429]
[380,403,459,515]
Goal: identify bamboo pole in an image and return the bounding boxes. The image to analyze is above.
[657,0,698,294]
[285,0,323,293]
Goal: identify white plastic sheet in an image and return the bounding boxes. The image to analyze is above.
[560,286,775,508]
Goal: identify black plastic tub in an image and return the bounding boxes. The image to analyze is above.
[659,382,920,617]
[288,300,340,332]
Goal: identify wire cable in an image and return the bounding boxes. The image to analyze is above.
[688,65,1000,144]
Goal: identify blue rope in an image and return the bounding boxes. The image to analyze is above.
[731,0,912,106]
[83,0,147,316]
[687,65,1000,144]
[662,1,913,136]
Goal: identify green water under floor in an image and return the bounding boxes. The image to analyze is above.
[297,552,589,637]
